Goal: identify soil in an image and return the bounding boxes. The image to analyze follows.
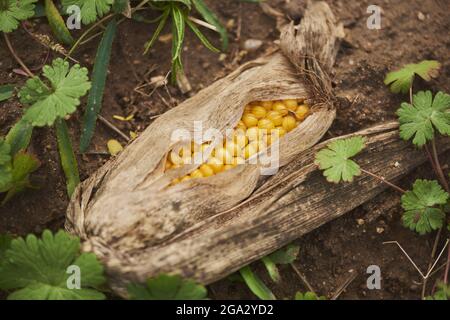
[0,0,449,300]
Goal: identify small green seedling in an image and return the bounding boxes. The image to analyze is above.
[19,58,91,127]
[0,0,38,33]
[127,274,207,300]
[17,58,91,197]
[0,230,106,300]
[401,179,449,235]
[384,60,440,94]
[314,136,365,183]
[144,0,221,82]
[397,91,450,147]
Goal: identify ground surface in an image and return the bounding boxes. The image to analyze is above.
[0,0,449,300]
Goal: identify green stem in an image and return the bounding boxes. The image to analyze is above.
[55,118,80,198]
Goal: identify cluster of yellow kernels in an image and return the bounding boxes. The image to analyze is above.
[166,99,309,184]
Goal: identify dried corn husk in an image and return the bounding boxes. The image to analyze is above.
[66,2,343,295]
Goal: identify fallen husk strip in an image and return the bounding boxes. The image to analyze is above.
[66,2,343,294]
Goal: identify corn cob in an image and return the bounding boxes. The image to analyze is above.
[166,99,310,184]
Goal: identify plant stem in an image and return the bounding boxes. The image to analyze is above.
[3,32,34,77]
[431,139,449,192]
[98,115,130,142]
[360,168,406,193]
[444,245,450,285]
[68,14,114,56]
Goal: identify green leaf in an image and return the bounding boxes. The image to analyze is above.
[261,257,280,283]
[397,91,450,147]
[192,0,228,51]
[295,291,326,300]
[0,234,12,260]
[127,274,207,300]
[0,230,106,300]
[56,119,79,197]
[239,266,276,300]
[143,8,170,54]
[269,244,300,264]
[315,136,365,183]
[19,58,91,127]
[61,0,113,25]
[0,138,11,166]
[0,151,40,204]
[426,282,450,300]
[186,18,219,53]
[171,4,186,62]
[401,179,449,235]
[5,118,33,156]
[79,19,117,153]
[45,0,74,45]
[384,60,441,94]
[262,244,300,282]
[0,84,14,102]
[0,0,38,33]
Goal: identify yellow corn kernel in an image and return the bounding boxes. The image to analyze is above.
[244,105,253,113]
[233,132,249,148]
[251,106,267,119]
[266,110,283,126]
[258,118,275,130]
[190,169,204,179]
[244,142,259,159]
[236,120,247,131]
[199,164,214,177]
[207,157,224,173]
[242,113,258,127]
[169,152,184,165]
[214,147,233,164]
[283,99,298,111]
[246,127,260,141]
[180,176,191,182]
[272,102,288,116]
[282,115,297,132]
[295,104,309,121]
[260,100,273,110]
[225,141,242,157]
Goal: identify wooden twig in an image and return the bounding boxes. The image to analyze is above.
[3,33,34,77]
[331,270,357,300]
[98,115,130,142]
[290,263,315,293]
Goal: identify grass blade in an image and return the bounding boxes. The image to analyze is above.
[44,0,74,45]
[192,0,228,50]
[261,256,281,283]
[0,84,14,102]
[239,266,276,300]
[171,4,186,62]
[143,8,170,54]
[79,19,117,153]
[5,119,33,156]
[55,118,79,197]
[186,19,219,53]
